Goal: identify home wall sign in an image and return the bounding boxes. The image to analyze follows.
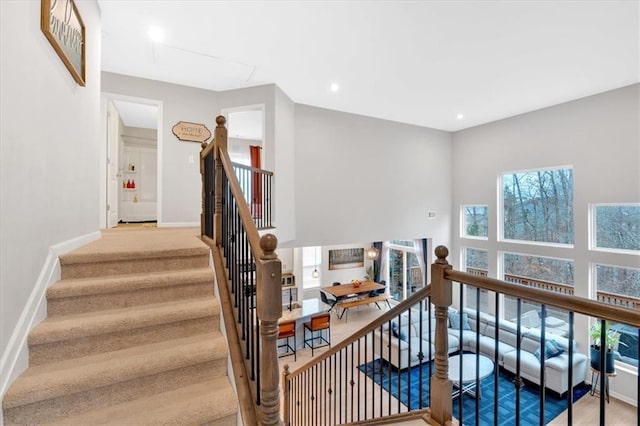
[329,248,365,271]
[41,0,86,86]
[172,121,212,143]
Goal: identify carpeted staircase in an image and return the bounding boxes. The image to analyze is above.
[2,228,238,425]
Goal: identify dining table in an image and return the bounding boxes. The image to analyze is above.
[321,281,385,298]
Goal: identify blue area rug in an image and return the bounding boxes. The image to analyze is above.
[358,358,589,425]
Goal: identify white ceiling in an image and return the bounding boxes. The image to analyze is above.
[99,1,639,132]
[112,100,159,129]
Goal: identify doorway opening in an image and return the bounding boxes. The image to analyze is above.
[102,94,162,229]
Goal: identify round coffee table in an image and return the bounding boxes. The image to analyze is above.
[449,353,494,399]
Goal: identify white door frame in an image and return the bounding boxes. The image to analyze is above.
[99,92,163,229]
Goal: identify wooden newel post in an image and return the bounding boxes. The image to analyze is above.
[213,115,227,247]
[429,245,453,426]
[257,234,283,426]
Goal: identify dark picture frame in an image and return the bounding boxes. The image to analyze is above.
[328,248,364,271]
[41,0,86,86]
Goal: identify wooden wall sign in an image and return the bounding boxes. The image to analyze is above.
[172,121,212,143]
[41,0,86,86]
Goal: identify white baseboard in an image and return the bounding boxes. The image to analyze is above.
[0,231,101,400]
[159,222,199,228]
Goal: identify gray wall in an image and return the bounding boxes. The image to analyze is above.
[290,105,453,249]
[451,83,640,403]
[0,0,102,378]
[102,73,219,225]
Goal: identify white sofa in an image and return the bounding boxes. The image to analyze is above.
[374,307,587,396]
[374,310,460,370]
[449,308,587,396]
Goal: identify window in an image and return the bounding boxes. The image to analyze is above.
[503,253,573,325]
[302,246,321,288]
[387,242,423,302]
[462,205,488,238]
[595,264,640,366]
[501,167,573,245]
[464,248,488,311]
[593,204,640,253]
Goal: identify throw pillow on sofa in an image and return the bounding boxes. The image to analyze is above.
[449,311,471,330]
[391,321,408,342]
[534,339,564,361]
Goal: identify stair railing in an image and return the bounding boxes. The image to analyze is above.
[201,116,282,426]
[284,246,640,426]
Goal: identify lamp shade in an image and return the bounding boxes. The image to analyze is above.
[312,269,320,278]
[366,246,379,260]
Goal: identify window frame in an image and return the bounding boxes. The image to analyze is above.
[461,204,489,240]
[498,165,574,248]
[590,203,640,255]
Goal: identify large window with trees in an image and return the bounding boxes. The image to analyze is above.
[501,167,574,245]
[592,204,640,252]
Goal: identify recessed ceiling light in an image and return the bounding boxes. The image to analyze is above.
[148,26,165,43]
[456,113,464,120]
[330,83,339,92]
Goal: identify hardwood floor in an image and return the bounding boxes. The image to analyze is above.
[278,301,637,425]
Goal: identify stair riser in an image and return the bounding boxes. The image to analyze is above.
[29,316,220,365]
[3,358,227,425]
[61,255,209,279]
[48,282,213,316]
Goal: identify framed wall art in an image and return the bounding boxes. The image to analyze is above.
[328,248,364,270]
[41,0,86,86]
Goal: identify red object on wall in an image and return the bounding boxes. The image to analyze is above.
[250,145,262,218]
[131,179,136,189]
[126,179,131,188]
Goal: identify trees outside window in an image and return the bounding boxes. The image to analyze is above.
[388,242,422,302]
[463,205,488,238]
[593,204,640,252]
[502,167,573,245]
[464,248,488,311]
[503,253,573,323]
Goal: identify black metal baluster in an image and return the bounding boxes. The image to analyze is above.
[515,298,522,426]
[494,292,500,424]
[567,311,574,424]
[539,304,547,426]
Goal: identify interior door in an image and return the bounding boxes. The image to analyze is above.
[106,101,120,228]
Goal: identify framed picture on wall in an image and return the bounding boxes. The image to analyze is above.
[41,0,86,86]
[329,248,364,270]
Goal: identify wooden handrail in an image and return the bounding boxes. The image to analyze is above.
[218,149,264,261]
[201,116,282,426]
[445,269,640,327]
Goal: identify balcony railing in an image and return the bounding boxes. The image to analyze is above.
[200,116,282,425]
[284,248,640,425]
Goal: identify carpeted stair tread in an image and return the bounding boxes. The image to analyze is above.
[4,332,226,409]
[29,297,219,345]
[46,377,237,425]
[47,267,214,299]
[60,228,209,265]
[60,245,210,265]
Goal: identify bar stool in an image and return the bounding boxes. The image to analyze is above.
[277,320,296,361]
[303,312,331,356]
